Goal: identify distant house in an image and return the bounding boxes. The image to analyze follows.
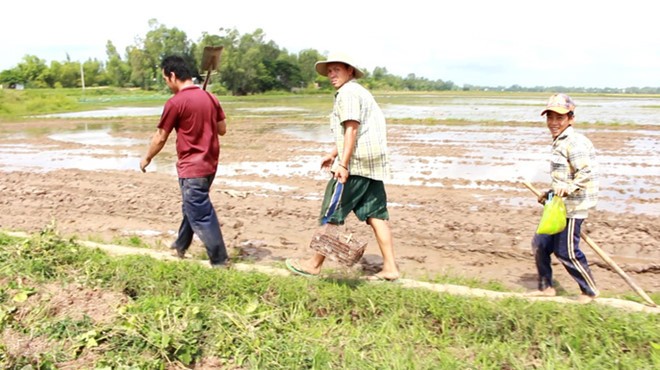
[7,83,24,90]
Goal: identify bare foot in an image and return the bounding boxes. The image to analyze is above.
[363,271,400,281]
[525,287,557,297]
[171,248,185,259]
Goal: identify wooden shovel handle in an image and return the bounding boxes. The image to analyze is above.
[202,69,211,91]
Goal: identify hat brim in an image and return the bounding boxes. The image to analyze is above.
[541,107,572,116]
[315,61,364,79]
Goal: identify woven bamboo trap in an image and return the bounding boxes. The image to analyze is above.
[309,224,367,266]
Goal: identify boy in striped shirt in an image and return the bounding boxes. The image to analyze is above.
[529,93,599,303]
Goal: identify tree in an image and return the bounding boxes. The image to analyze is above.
[372,66,388,80]
[105,41,130,87]
[218,28,301,95]
[296,49,324,88]
[140,19,194,89]
[124,19,195,90]
[16,55,49,88]
[0,68,23,86]
[82,59,105,87]
[58,60,83,88]
[197,29,235,88]
[218,28,261,95]
[126,46,152,89]
[270,53,303,91]
[41,61,60,88]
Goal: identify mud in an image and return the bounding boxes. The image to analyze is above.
[0,119,658,297]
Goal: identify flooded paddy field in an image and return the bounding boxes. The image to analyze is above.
[1,93,658,297]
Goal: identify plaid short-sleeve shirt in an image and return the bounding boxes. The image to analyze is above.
[331,80,391,181]
[550,126,599,218]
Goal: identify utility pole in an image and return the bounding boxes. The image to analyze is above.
[80,63,86,101]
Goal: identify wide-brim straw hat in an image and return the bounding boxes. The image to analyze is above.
[315,52,364,79]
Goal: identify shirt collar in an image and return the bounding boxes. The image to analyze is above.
[180,84,199,92]
[335,79,357,97]
[554,125,574,143]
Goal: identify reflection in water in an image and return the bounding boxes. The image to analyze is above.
[39,107,163,118]
[49,128,143,146]
[0,145,140,173]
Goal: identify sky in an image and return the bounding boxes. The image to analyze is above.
[1,0,658,88]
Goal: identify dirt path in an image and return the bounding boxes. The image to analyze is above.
[5,231,656,314]
[0,119,658,303]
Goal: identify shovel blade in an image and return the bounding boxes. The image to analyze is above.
[201,46,224,72]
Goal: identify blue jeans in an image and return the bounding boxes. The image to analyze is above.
[172,175,227,265]
[532,218,598,296]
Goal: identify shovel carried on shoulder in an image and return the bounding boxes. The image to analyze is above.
[200,46,223,91]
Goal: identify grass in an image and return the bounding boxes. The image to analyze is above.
[0,229,658,369]
[0,87,170,120]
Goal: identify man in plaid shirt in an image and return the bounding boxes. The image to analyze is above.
[285,52,399,281]
[529,93,600,302]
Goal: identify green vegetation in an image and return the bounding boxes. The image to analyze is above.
[0,229,658,369]
[0,87,169,119]
[4,19,657,95]
[0,20,455,96]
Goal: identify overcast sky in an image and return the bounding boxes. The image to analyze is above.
[1,0,658,88]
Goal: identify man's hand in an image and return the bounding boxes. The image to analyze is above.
[141,128,169,173]
[321,154,335,170]
[554,188,569,197]
[140,157,151,173]
[537,190,551,205]
[334,165,349,184]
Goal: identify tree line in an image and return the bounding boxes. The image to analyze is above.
[1,19,657,95]
[0,19,454,95]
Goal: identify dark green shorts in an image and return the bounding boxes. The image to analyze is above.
[318,176,389,225]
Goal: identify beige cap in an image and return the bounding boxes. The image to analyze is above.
[541,93,576,115]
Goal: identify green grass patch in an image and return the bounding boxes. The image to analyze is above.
[0,230,658,369]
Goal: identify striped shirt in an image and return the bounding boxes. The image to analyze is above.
[550,126,599,218]
[330,80,391,181]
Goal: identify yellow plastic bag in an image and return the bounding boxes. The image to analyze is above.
[536,194,567,235]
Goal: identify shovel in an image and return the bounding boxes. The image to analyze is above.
[523,181,657,307]
[200,46,223,91]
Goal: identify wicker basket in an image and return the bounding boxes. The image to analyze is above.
[309,224,367,266]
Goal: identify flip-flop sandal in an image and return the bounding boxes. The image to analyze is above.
[285,259,318,278]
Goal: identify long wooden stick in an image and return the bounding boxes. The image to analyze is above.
[522,181,657,307]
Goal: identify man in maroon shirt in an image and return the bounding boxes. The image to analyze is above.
[140,55,229,267]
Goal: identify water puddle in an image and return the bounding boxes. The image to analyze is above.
[235,107,308,113]
[382,96,660,125]
[0,144,139,173]
[49,128,143,146]
[39,107,163,118]
[39,96,660,125]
